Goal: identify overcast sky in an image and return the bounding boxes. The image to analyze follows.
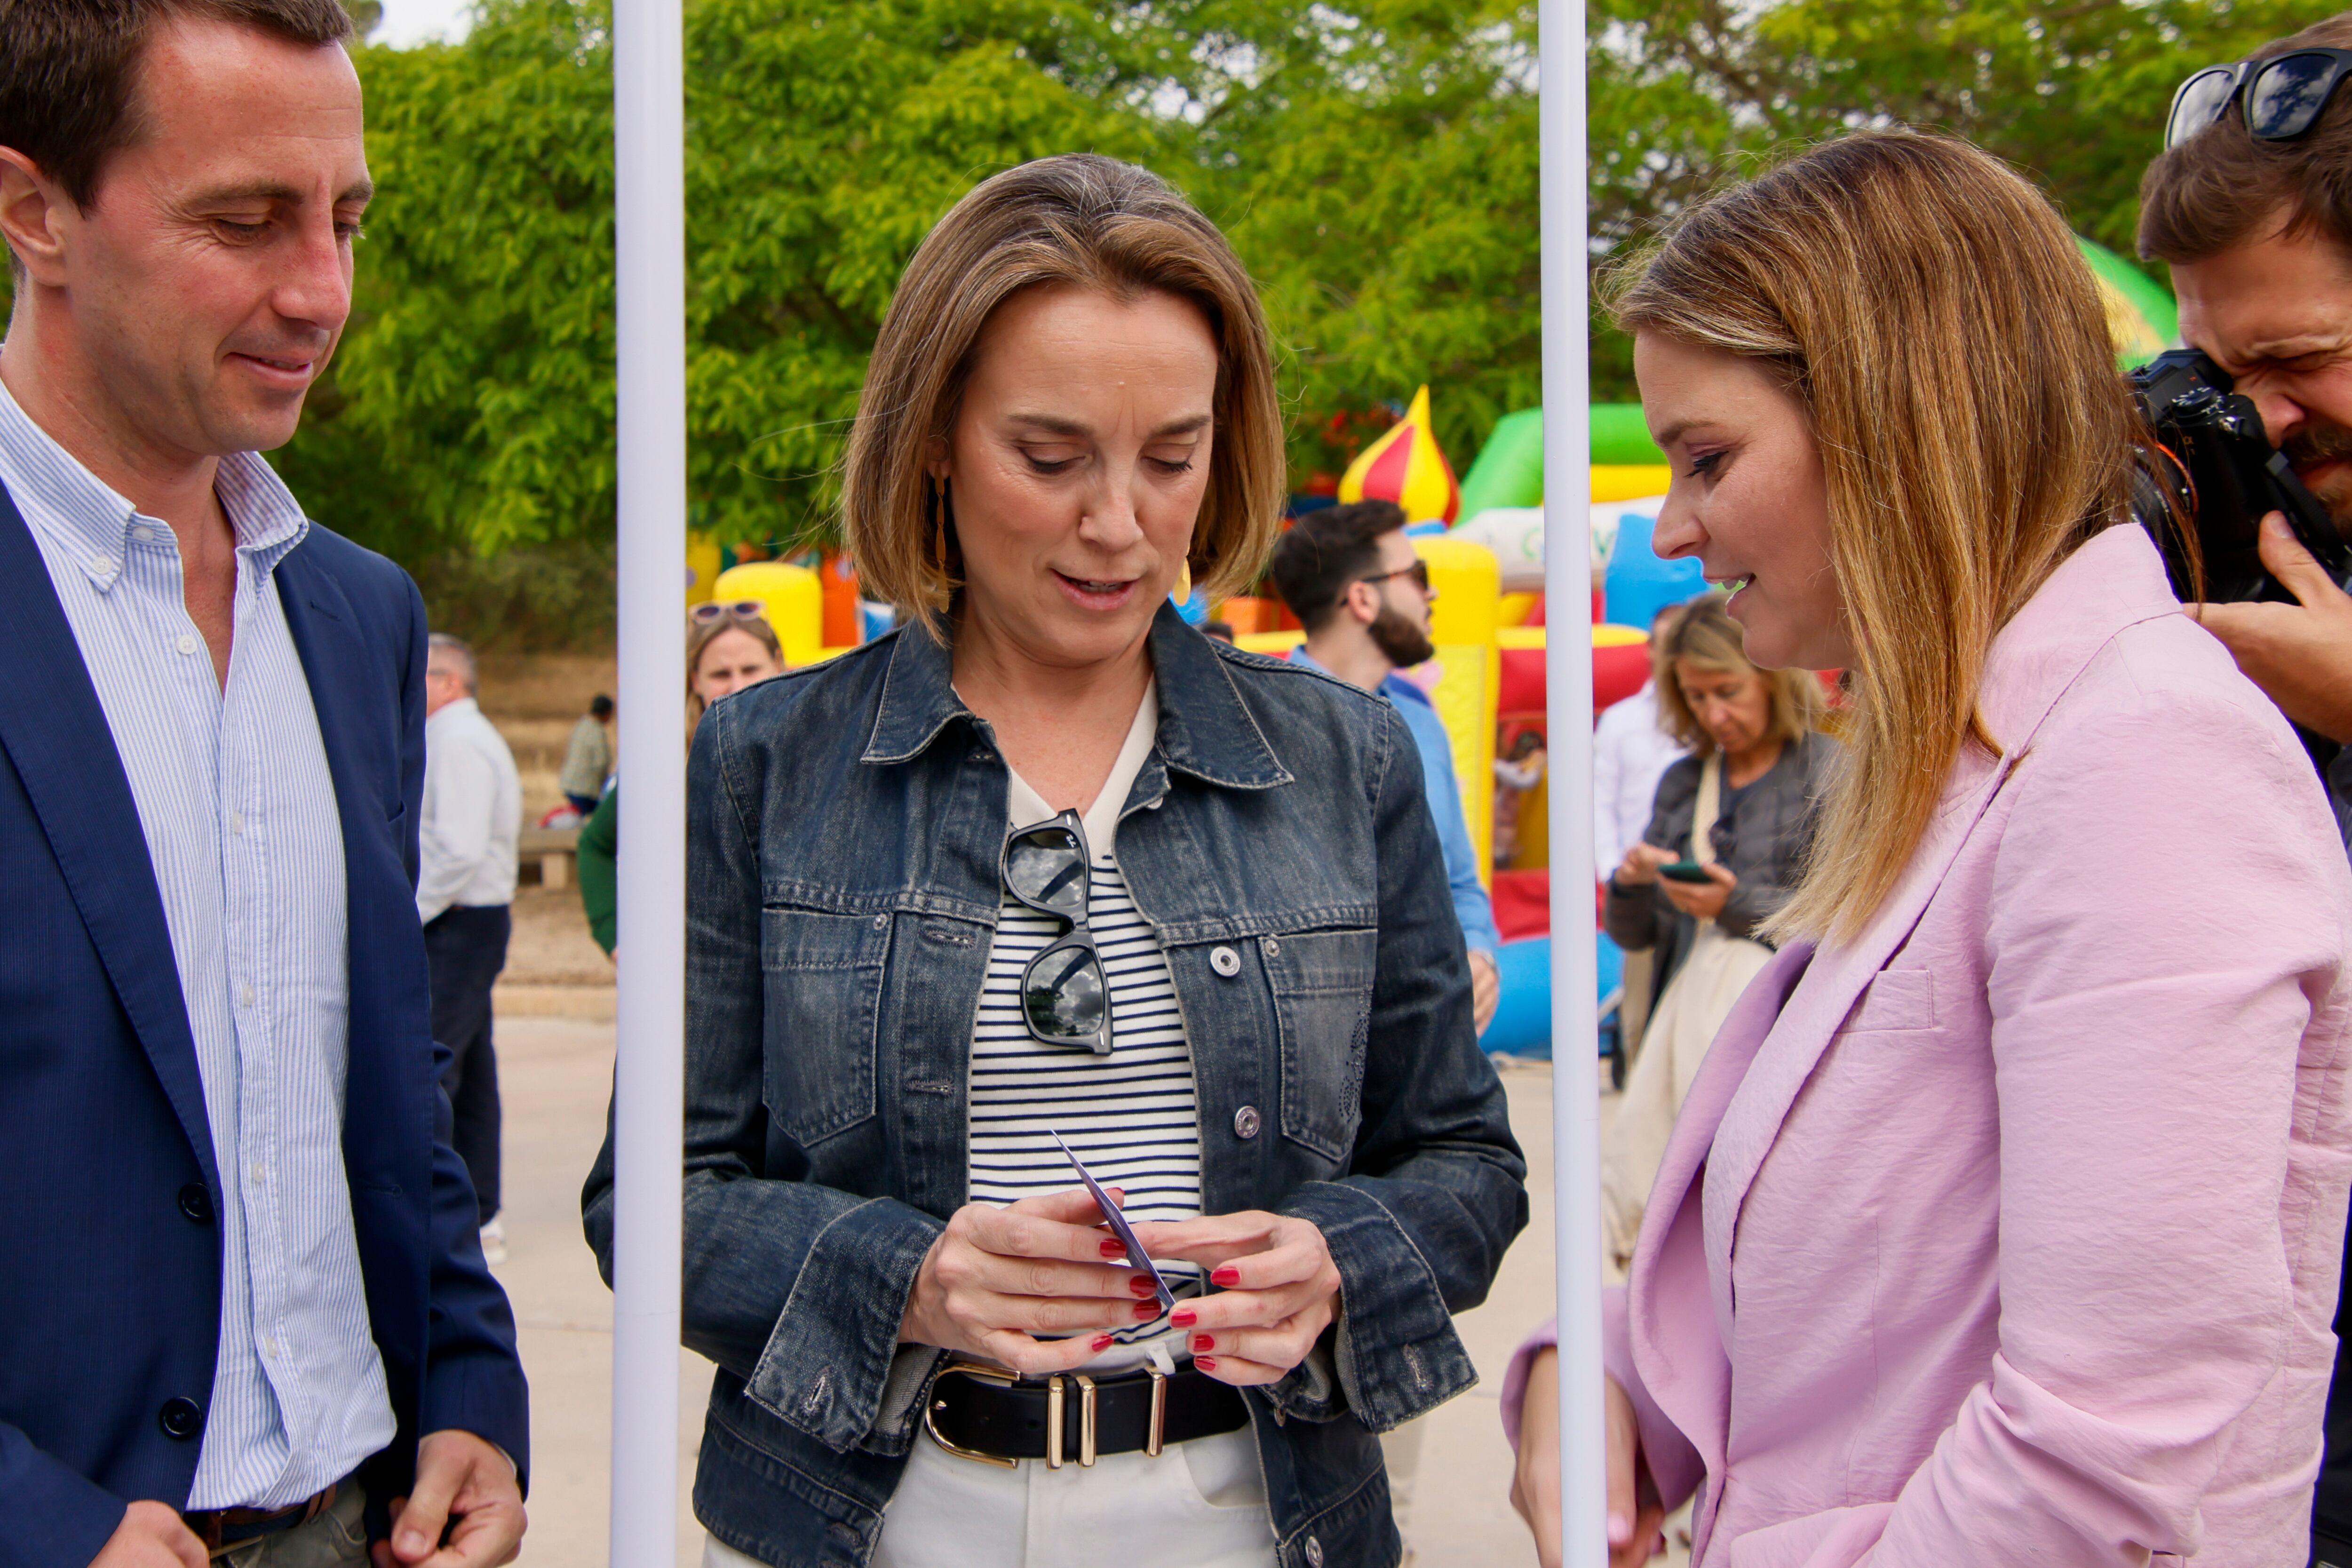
[372,0,474,48]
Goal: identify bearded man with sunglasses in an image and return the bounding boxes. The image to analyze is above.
[2143,27,2352,1562]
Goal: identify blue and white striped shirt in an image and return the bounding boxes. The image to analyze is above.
[0,376,394,1509]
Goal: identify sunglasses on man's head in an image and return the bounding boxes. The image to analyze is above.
[1002,811,1112,1055]
[689,599,768,625]
[2167,48,2352,150]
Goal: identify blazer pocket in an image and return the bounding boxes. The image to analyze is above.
[1845,967,1936,1034]
[760,908,887,1146]
[1267,928,1375,1161]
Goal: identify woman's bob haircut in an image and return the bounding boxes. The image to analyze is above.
[844,153,1287,632]
[1654,593,1823,758]
[1610,130,2141,942]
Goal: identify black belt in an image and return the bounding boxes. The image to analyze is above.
[924,1362,1248,1467]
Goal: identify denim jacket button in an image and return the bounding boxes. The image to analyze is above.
[1233,1105,1261,1140]
[1263,936,1282,957]
[872,914,889,931]
[1210,945,1241,977]
[1303,1536,1324,1568]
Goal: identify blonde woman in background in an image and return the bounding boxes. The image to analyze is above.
[1600,594,1829,1267]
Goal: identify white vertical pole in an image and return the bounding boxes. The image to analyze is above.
[609,0,688,1559]
[1539,0,1605,1564]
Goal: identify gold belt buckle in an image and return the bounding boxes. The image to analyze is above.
[924,1361,1019,1469]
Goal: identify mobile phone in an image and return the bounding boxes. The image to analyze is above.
[1657,860,1716,883]
[1051,1130,1176,1314]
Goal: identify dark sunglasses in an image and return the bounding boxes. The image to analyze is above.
[1002,811,1111,1056]
[2167,48,2352,150]
[689,598,768,625]
[1360,559,1432,593]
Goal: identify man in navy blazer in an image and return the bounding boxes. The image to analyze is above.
[0,4,528,1565]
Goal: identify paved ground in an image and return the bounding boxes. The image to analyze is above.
[488,1011,1644,1567]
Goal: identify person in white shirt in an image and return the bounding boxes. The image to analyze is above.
[1592,603,1693,875]
[418,633,523,1261]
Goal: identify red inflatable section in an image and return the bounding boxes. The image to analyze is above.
[1496,641,1651,727]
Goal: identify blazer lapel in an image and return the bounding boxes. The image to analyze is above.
[0,487,219,1192]
[1699,526,2188,1295]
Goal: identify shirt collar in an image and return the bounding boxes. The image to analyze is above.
[0,363,310,592]
[864,601,1292,790]
[1287,643,1434,710]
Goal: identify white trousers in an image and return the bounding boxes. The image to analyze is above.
[704,1426,1279,1568]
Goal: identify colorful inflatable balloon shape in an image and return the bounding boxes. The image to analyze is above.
[1339,384,1461,525]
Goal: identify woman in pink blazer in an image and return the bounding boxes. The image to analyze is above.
[1507,131,2352,1567]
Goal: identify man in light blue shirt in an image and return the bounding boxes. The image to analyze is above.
[1271,501,1502,1030]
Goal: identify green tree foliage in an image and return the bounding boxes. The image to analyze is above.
[244,0,2317,630]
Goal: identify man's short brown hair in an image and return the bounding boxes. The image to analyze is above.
[0,0,353,211]
[2139,11,2352,264]
[1266,499,1409,634]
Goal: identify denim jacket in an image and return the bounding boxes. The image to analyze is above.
[584,604,1526,1568]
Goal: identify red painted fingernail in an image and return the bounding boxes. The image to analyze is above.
[1100,1237,1128,1258]
[1192,1333,1215,1353]
[1129,1274,1158,1297]
[1170,1309,1196,1327]
[1134,1300,1161,1319]
[1090,1334,1115,1352]
[1211,1266,1240,1287]
[1194,1356,1218,1371]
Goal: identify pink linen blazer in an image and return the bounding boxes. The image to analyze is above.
[1607,524,2352,1566]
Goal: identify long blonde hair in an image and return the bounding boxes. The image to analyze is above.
[1612,131,2138,941]
[842,154,1287,635]
[1653,594,1822,757]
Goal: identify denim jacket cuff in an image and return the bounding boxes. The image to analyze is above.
[1279,1179,1477,1432]
[743,1196,946,1452]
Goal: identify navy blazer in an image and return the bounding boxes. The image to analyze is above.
[0,486,528,1567]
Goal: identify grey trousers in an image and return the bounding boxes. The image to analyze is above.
[213,1484,367,1567]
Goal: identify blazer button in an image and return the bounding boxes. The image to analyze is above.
[158,1397,203,1441]
[177,1183,213,1225]
[1210,946,1241,977]
[1303,1536,1324,1568]
[1232,1105,1262,1140]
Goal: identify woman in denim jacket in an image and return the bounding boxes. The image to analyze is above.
[583,154,1526,1568]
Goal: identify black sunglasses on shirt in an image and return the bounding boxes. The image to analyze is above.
[1001,810,1112,1056]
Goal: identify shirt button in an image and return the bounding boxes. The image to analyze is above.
[1232,1105,1262,1140]
[1209,946,1240,977]
[176,633,200,656]
[158,1397,204,1441]
[90,556,115,577]
[249,1161,267,1186]
[229,811,245,836]
[238,982,255,1008]
[132,525,156,542]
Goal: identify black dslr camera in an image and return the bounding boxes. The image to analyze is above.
[2129,348,2348,604]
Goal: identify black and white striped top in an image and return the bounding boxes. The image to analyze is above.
[969,685,1203,1362]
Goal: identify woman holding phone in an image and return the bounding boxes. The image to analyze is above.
[1504,130,2352,1568]
[1601,593,1828,1266]
[584,154,1524,1568]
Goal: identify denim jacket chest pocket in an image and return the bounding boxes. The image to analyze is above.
[759,907,889,1146]
[1263,927,1378,1160]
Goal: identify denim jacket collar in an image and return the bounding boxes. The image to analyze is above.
[861,601,1294,791]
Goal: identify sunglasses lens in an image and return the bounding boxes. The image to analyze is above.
[731,600,766,617]
[2168,67,2240,147]
[1005,827,1086,916]
[1412,561,1431,590]
[1024,945,1106,1040]
[2247,53,2342,140]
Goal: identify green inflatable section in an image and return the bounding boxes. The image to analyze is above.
[1455,404,1667,518]
[2073,235,2180,367]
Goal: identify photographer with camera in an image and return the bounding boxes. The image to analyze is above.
[2141,13,2352,799]
[2141,21,2352,1564]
